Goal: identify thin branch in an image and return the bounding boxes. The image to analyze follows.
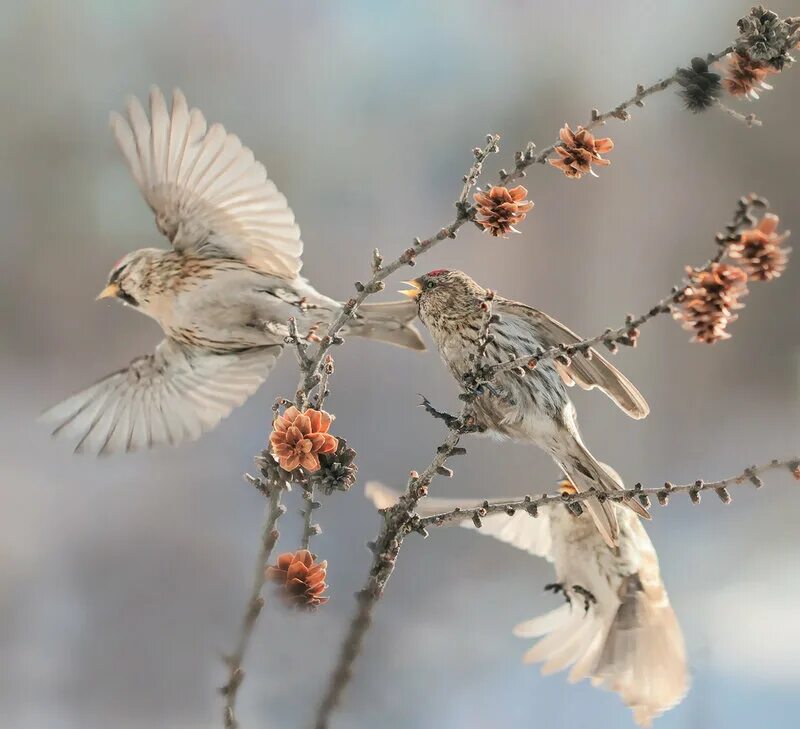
[221,483,285,729]
[285,317,314,372]
[295,134,502,408]
[499,47,734,185]
[418,458,800,528]
[715,98,763,127]
[300,484,321,551]
[482,194,767,379]
[459,135,501,204]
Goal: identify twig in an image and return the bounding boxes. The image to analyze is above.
[483,194,767,378]
[499,47,734,185]
[300,484,321,551]
[418,459,800,528]
[312,355,335,410]
[221,483,285,729]
[715,98,763,127]
[459,136,501,205]
[295,134,502,408]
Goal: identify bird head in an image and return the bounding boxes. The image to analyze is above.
[399,269,485,327]
[96,248,162,313]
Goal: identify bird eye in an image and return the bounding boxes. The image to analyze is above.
[425,281,436,290]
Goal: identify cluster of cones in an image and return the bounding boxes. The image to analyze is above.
[674,213,790,344]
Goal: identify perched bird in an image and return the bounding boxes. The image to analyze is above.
[400,269,650,547]
[365,480,688,728]
[41,87,424,455]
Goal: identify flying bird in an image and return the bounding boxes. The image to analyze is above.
[365,480,688,728]
[400,269,650,546]
[42,87,424,454]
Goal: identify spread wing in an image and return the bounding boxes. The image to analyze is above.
[41,341,281,454]
[110,87,302,279]
[364,482,553,559]
[495,300,650,419]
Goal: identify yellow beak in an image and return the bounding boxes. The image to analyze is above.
[96,283,119,301]
[399,279,422,300]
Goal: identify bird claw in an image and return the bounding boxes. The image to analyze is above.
[572,585,597,614]
[544,583,596,613]
[545,582,571,606]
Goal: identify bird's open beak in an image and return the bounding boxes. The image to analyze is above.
[399,279,422,300]
[96,283,119,301]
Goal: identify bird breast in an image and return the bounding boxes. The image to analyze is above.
[150,262,336,351]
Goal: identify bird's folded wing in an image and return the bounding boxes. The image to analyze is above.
[41,340,280,454]
[110,86,302,279]
[496,301,650,419]
[364,481,553,559]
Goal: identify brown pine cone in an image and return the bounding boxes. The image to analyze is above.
[724,52,775,98]
[473,185,534,237]
[673,263,749,344]
[735,6,800,70]
[317,437,358,494]
[729,213,791,281]
[269,406,338,473]
[266,549,329,609]
[549,124,614,179]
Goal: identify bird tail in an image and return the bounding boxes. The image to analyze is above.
[514,577,688,728]
[593,576,689,728]
[556,439,650,548]
[346,300,426,350]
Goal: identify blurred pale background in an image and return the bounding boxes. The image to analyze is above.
[1,1,799,728]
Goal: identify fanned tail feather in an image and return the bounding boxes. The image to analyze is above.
[516,578,688,728]
[593,580,689,728]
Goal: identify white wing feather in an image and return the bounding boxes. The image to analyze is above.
[41,341,280,454]
[110,86,303,279]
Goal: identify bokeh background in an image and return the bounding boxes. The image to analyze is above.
[1,1,799,727]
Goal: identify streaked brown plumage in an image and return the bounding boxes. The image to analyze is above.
[41,87,424,455]
[401,269,650,547]
[366,480,688,727]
